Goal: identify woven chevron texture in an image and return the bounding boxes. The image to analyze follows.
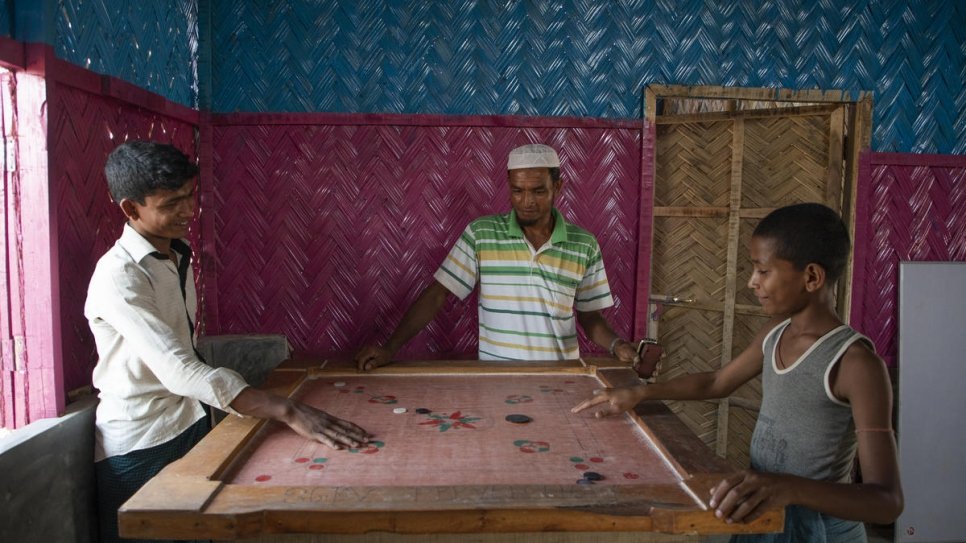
[207,122,641,358]
[0,0,11,38]
[50,84,197,393]
[852,157,966,368]
[208,0,966,154]
[56,0,198,107]
[649,105,849,467]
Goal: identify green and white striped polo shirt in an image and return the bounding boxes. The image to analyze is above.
[434,208,614,360]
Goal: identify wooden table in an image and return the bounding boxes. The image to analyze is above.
[120,358,782,541]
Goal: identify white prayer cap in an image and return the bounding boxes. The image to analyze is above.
[507,144,560,170]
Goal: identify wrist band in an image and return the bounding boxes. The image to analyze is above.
[609,337,623,356]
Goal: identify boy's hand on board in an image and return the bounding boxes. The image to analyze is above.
[571,386,643,418]
[709,469,790,524]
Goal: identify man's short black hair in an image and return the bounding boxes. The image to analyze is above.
[548,167,560,183]
[753,203,851,283]
[105,141,198,204]
[508,167,560,183]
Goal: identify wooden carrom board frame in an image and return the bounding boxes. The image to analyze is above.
[119,358,782,540]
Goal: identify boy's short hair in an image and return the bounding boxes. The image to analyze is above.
[753,203,850,283]
[105,141,198,204]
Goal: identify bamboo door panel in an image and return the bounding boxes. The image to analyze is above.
[652,105,846,468]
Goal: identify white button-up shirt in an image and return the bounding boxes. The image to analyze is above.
[85,224,248,461]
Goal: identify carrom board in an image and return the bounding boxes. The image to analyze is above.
[119,359,783,541]
[228,373,679,487]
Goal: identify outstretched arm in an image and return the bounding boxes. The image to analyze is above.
[354,280,453,371]
[572,317,776,417]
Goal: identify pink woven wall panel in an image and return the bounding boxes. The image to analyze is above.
[851,154,966,367]
[51,84,196,393]
[208,123,642,357]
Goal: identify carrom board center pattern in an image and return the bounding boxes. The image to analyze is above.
[226,373,678,487]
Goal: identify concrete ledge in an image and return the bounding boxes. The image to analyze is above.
[0,396,97,543]
[198,334,290,387]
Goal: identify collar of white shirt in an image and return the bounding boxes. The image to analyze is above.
[119,223,171,262]
[118,223,195,268]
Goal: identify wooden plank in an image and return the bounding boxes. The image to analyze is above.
[826,104,848,312]
[825,105,846,208]
[723,116,744,317]
[122,477,223,513]
[652,489,782,535]
[0,70,13,427]
[200,506,666,536]
[736,208,776,219]
[308,360,590,377]
[13,69,64,420]
[652,206,729,218]
[840,96,873,322]
[648,293,696,305]
[644,86,658,123]
[655,104,840,125]
[204,483,698,516]
[715,117,745,458]
[648,295,723,314]
[646,84,862,104]
[635,119,657,340]
[236,533,701,543]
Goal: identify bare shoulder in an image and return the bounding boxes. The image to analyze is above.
[833,338,892,404]
[840,339,887,376]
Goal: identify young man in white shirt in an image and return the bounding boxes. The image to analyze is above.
[86,141,370,542]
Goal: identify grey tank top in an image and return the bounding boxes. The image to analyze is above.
[749,319,873,483]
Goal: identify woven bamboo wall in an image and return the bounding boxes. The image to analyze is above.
[205,117,643,359]
[55,0,199,107]
[851,153,966,369]
[0,1,10,38]
[207,0,966,154]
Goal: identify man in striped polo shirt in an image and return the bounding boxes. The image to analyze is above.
[355,144,640,368]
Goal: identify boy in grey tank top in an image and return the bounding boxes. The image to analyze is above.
[573,203,903,542]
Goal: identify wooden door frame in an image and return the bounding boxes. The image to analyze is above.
[643,85,872,463]
[644,84,873,324]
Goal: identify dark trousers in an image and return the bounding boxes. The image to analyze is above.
[95,416,209,543]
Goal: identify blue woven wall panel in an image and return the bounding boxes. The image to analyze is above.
[56,0,198,107]
[210,0,965,154]
[0,0,11,38]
